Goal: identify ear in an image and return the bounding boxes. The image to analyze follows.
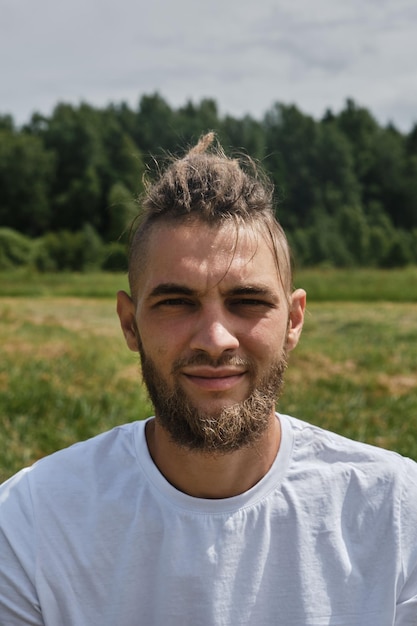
[286,288,306,352]
[116,290,139,352]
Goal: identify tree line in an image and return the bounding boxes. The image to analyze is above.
[1,93,417,271]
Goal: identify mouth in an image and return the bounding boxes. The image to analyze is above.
[182,368,246,392]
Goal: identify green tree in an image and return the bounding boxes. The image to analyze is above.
[381,229,414,268]
[337,204,369,264]
[53,165,102,231]
[335,100,415,230]
[221,115,266,162]
[335,99,380,183]
[26,102,143,238]
[176,98,220,142]
[314,123,361,215]
[262,103,361,232]
[0,228,33,268]
[100,112,143,194]
[404,124,417,229]
[263,103,320,228]
[366,202,396,266]
[106,182,138,243]
[94,109,144,238]
[34,224,103,271]
[30,103,103,231]
[135,93,178,153]
[306,210,353,267]
[365,126,408,229]
[0,115,14,132]
[0,128,55,235]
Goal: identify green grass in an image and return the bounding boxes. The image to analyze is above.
[294,266,417,302]
[282,302,417,458]
[1,271,417,482]
[0,269,129,297]
[0,297,152,481]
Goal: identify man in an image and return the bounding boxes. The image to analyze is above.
[1,133,417,625]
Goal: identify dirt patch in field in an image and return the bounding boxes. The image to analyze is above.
[287,353,358,385]
[116,363,141,382]
[288,351,417,398]
[2,339,72,359]
[0,372,9,391]
[1,297,121,338]
[377,374,417,396]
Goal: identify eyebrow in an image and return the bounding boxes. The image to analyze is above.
[148,283,195,299]
[148,283,278,300]
[227,285,277,299]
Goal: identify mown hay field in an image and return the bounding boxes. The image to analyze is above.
[1,269,417,482]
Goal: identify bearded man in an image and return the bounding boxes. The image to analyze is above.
[1,134,417,625]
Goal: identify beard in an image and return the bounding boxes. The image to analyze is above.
[137,339,288,454]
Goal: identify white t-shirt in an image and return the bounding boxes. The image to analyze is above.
[1,414,417,625]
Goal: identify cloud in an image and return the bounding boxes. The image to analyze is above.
[1,0,417,131]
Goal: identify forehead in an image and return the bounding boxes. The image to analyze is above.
[137,221,283,296]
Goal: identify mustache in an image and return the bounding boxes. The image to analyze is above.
[172,353,255,373]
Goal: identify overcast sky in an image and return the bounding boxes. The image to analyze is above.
[1,0,417,132]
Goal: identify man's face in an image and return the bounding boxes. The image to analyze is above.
[117,221,305,452]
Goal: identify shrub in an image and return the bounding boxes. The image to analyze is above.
[0,228,33,269]
[101,242,128,272]
[33,225,103,271]
[381,230,414,268]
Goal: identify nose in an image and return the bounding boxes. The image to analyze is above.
[189,309,239,358]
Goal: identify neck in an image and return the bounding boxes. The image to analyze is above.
[145,414,281,499]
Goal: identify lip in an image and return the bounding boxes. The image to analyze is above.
[182,368,246,391]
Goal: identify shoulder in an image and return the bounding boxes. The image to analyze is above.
[281,415,417,555]
[285,413,413,468]
[38,420,140,473]
[0,420,152,565]
[281,413,417,505]
[281,416,417,609]
[1,420,148,508]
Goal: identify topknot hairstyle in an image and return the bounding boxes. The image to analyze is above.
[128,133,292,301]
[140,132,274,222]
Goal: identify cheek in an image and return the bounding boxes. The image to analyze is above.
[141,338,169,362]
[138,325,183,367]
[245,321,288,357]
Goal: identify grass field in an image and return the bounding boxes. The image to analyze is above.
[1,269,417,482]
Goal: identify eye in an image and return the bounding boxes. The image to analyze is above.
[229,298,274,310]
[154,297,195,308]
[240,299,268,306]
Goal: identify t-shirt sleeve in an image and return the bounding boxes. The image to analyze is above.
[395,457,417,625]
[0,470,43,625]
